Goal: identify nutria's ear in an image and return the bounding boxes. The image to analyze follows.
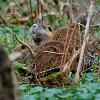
[48,26,52,32]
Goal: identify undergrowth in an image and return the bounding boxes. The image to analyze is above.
[0,0,100,100]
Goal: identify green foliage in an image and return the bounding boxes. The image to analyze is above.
[20,83,100,100]
[47,72,65,81]
[0,24,32,53]
[81,73,96,83]
[15,61,27,71]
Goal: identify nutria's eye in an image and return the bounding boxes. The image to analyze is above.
[32,24,38,28]
[21,45,26,49]
[48,26,52,32]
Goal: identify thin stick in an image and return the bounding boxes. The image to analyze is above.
[37,66,60,76]
[81,66,93,74]
[29,0,33,23]
[75,1,94,82]
[73,22,86,28]
[4,27,36,56]
[37,0,42,22]
[42,45,80,55]
[62,13,83,71]
[63,49,81,72]
[43,51,67,55]
[5,27,41,84]
[62,21,78,67]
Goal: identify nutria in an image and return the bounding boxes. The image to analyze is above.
[16,26,82,73]
[16,25,100,73]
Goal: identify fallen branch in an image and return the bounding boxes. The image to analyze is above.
[5,26,36,56]
[5,27,41,84]
[75,1,95,82]
[37,66,60,77]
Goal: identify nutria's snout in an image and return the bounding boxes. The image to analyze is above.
[34,38,42,45]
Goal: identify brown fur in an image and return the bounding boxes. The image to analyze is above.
[15,26,100,74]
[15,27,82,73]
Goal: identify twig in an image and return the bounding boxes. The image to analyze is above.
[66,1,73,22]
[37,66,60,77]
[5,27,36,56]
[42,45,80,55]
[29,0,33,23]
[91,24,100,27]
[62,21,78,66]
[73,22,86,28]
[37,0,43,22]
[60,2,73,67]
[5,27,41,84]
[62,13,83,72]
[0,16,8,24]
[75,1,94,82]
[43,51,68,55]
[81,66,93,74]
[63,49,81,72]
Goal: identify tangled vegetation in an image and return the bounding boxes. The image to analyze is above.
[0,0,100,100]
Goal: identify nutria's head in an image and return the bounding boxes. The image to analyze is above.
[29,23,52,45]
